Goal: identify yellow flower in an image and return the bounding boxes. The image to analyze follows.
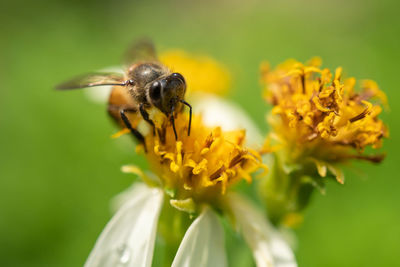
[160,50,231,96]
[82,46,296,267]
[261,58,388,182]
[142,112,264,208]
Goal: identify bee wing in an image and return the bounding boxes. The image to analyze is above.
[123,39,158,66]
[55,72,126,90]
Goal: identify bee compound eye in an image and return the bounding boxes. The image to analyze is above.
[171,73,185,83]
[150,81,162,100]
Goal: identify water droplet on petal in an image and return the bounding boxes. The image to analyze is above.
[117,244,131,264]
[98,244,132,267]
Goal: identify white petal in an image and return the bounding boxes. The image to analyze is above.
[190,93,263,148]
[110,182,145,213]
[110,172,161,213]
[227,193,297,267]
[172,207,227,267]
[269,232,297,267]
[85,182,164,267]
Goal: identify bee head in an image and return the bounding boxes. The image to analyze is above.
[149,72,186,116]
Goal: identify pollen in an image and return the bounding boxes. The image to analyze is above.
[260,58,388,180]
[142,113,265,203]
[160,50,231,96]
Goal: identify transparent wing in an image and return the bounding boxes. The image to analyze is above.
[55,72,125,90]
[123,39,158,66]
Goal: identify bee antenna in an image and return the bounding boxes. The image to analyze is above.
[180,100,192,136]
[124,79,135,86]
[170,106,178,140]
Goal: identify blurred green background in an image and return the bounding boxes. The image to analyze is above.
[1,0,399,266]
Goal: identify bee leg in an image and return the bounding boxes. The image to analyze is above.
[139,104,156,135]
[120,109,147,152]
[170,106,178,140]
[180,100,192,136]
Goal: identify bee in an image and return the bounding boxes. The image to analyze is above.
[56,40,192,147]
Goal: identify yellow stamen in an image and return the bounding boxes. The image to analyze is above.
[111,128,130,139]
[142,113,265,202]
[261,58,388,181]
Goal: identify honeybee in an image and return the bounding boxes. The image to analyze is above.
[56,40,192,146]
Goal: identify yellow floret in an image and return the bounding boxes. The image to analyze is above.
[261,58,388,181]
[160,50,231,96]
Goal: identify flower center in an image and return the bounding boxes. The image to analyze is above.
[262,58,388,151]
[143,113,265,203]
